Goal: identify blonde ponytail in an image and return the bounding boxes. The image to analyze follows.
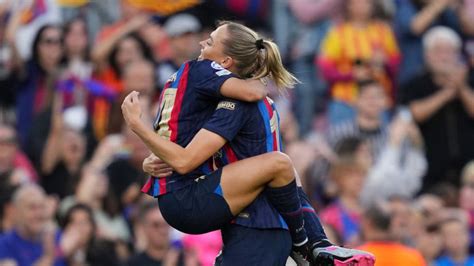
[219,21,300,91]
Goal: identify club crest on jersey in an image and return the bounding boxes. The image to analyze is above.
[211,61,224,70]
[167,72,177,83]
[217,101,236,110]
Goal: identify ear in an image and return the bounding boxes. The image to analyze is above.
[219,56,234,69]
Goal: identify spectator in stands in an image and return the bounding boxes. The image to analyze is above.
[0,4,22,124]
[62,17,92,79]
[128,201,183,266]
[399,26,474,191]
[414,221,443,265]
[108,59,156,135]
[60,164,131,243]
[60,203,119,266]
[317,0,400,124]
[60,0,119,41]
[156,13,202,89]
[0,123,37,184]
[394,0,464,85]
[14,24,63,147]
[320,154,367,246]
[0,184,66,266]
[459,161,474,253]
[0,184,17,234]
[358,203,427,266]
[321,80,426,204]
[273,0,343,136]
[92,32,153,139]
[434,217,474,266]
[39,94,87,199]
[106,126,150,210]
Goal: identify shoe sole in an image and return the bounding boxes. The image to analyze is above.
[334,254,375,266]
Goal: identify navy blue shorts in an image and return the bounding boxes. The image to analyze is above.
[157,168,233,234]
[215,224,292,266]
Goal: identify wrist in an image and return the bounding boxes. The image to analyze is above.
[130,119,146,135]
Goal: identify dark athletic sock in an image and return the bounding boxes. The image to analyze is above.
[266,180,308,245]
[297,187,329,245]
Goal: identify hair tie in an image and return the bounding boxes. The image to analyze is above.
[255,39,265,50]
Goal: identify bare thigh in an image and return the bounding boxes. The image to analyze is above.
[219,151,294,215]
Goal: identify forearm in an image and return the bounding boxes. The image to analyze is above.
[410,2,446,35]
[410,89,450,122]
[91,26,132,67]
[132,121,192,174]
[318,58,353,83]
[41,131,62,174]
[220,78,266,102]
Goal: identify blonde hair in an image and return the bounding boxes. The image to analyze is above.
[218,21,299,90]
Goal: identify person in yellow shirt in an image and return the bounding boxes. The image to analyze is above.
[317,0,400,124]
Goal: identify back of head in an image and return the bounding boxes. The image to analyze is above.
[334,136,363,158]
[218,21,299,90]
[364,203,391,232]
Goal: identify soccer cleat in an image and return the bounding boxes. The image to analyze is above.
[291,242,314,266]
[311,245,375,266]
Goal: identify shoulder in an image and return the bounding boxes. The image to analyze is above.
[190,60,233,78]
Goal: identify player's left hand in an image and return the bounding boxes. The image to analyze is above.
[122,91,143,128]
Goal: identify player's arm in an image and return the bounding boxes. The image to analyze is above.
[220,78,267,102]
[195,60,267,102]
[123,91,226,175]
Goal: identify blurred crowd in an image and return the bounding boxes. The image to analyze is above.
[1,0,474,265]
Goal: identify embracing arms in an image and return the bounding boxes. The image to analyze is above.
[122,91,226,175]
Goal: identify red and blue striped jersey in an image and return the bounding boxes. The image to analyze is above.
[203,97,288,229]
[141,59,235,197]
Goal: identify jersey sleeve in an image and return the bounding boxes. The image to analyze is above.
[192,60,236,99]
[203,99,249,141]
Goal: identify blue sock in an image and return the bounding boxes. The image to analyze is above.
[266,180,308,245]
[297,187,330,247]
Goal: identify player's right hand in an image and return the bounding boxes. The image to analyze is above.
[143,153,173,178]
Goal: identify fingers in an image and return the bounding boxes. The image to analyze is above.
[122,91,140,105]
[144,161,173,177]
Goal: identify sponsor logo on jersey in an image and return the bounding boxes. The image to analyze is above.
[217,101,236,110]
[167,72,178,83]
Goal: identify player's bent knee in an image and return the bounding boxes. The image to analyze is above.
[268,151,294,181]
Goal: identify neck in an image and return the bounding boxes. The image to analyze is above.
[146,245,167,260]
[350,18,369,27]
[16,226,40,242]
[365,229,391,242]
[69,54,84,62]
[1,217,14,232]
[450,250,467,262]
[340,195,361,212]
[356,114,380,130]
[40,60,56,74]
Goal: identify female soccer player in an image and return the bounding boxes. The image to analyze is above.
[122,21,374,266]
